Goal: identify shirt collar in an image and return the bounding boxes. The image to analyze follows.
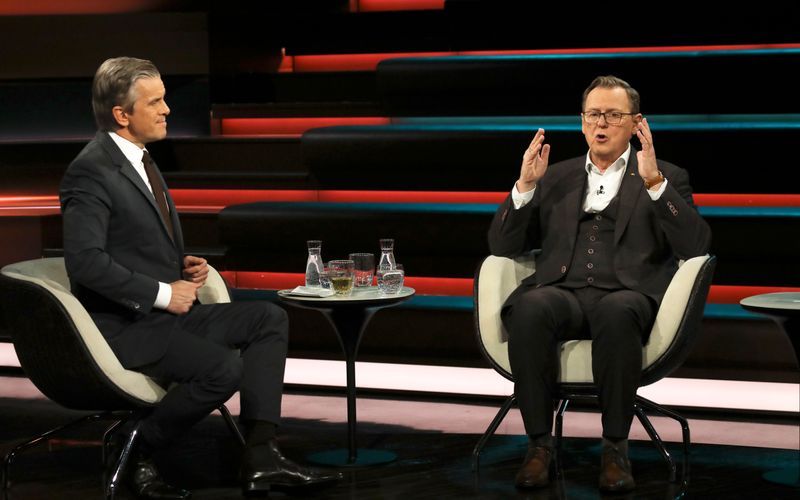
[108,131,147,167]
[585,144,631,175]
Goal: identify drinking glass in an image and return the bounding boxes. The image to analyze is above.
[328,260,355,296]
[318,265,331,290]
[378,264,404,295]
[349,253,375,287]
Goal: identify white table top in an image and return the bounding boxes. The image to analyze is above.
[277,286,415,305]
[740,292,800,314]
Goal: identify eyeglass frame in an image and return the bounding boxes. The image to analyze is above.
[581,110,637,125]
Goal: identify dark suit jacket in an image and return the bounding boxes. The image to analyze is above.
[488,149,711,306]
[60,131,185,368]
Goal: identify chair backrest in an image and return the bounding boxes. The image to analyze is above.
[474,254,716,386]
[0,257,231,411]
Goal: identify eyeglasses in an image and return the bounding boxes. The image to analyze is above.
[581,110,635,125]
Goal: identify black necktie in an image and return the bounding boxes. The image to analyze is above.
[142,151,174,241]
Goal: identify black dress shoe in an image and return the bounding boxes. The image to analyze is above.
[241,439,342,496]
[129,456,192,500]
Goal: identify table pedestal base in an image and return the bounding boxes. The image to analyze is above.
[763,467,800,487]
[307,448,397,467]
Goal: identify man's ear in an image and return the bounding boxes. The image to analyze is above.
[111,106,129,128]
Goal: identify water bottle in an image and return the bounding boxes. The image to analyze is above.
[305,240,323,287]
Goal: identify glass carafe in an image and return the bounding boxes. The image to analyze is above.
[305,240,323,287]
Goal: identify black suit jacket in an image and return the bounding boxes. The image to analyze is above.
[488,149,711,306]
[60,131,185,367]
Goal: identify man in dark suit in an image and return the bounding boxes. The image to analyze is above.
[60,57,340,499]
[488,75,711,492]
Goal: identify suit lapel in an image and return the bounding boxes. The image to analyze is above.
[98,133,178,248]
[614,149,644,244]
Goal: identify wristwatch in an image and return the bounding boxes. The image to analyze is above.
[643,170,664,189]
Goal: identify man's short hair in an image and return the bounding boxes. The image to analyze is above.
[581,75,640,114]
[92,57,161,131]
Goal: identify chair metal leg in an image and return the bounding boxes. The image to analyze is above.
[554,399,569,451]
[633,403,677,482]
[218,404,245,447]
[2,412,104,492]
[105,422,142,500]
[101,419,127,466]
[635,395,691,483]
[472,394,516,471]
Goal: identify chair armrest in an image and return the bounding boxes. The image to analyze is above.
[644,254,711,367]
[475,254,536,377]
[197,264,231,305]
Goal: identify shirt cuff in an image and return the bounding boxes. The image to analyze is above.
[511,183,536,209]
[153,281,172,309]
[647,178,668,200]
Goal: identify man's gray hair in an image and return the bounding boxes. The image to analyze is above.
[92,57,161,131]
[581,75,640,114]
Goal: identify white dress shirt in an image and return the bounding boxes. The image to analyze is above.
[511,144,668,210]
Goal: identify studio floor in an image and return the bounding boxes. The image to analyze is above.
[0,375,797,499]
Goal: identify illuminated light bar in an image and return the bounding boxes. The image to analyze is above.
[350,0,444,12]
[170,189,319,212]
[316,190,507,204]
[3,192,800,217]
[693,193,800,207]
[285,52,451,72]
[220,117,390,136]
[0,349,796,413]
[0,0,163,15]
[281,43,800,73]
[214,271,800,302]
[708,285,800,304]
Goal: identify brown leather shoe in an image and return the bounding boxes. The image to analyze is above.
[514,446,552,489]
[598,446,635,492]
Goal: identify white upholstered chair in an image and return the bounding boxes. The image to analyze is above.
[472,253,716,482]
[0,257,244,499]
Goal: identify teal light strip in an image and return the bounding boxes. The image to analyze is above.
[698,207,800,218]
[235,202,800,218]
[398,47,800,64]
[386,114,800,131]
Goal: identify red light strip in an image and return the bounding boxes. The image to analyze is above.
[219,117,391,136]
[217,271,800,302]
[279,43,800,73]
[350,0,445,12]
[0,0,163,15]
[693,194,800,207]
[3,192,800,216]
[708,285,800,303]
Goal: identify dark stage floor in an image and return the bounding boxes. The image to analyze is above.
[1,393,797,500]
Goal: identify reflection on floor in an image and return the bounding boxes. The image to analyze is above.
[0,375,797,499]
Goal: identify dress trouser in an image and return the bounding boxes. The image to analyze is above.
[502,285,656,440]
[129,301,289,449]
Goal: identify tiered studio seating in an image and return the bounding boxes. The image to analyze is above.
[1,1,798,382]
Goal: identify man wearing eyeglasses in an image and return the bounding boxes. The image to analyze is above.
[488,75,711,492]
